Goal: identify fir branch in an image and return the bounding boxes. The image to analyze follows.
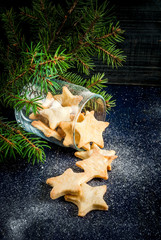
[75,56,90,74]
[0,118,50,164]
[57,72,86,86]
[94,44,120,62]
[5,10,20,47]
[47,0,78,52]
[0,0,126,163]
[86,73,108,90]
[4,92,43,115]
[57,74,72,83]
[72,13,100,54]
[91,88,116,112]
[0,133,14,147]
[5,47,70,89]
[20,10,38,20]
[95,27,122,41]
[39,0,51,31]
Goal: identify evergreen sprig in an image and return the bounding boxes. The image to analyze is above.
[0,118,50,164]
[0,0,126,163]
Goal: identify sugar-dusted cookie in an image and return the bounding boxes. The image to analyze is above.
[50,99,62,109]
[65,183,108,217]
[75,111,109,149]
[40,105,72,130]
[46,168,90,200]
[75,143,117,171]
[31,120,62,140]
[76,148,109,180]
[54,86,83,107]
[91,143,117,171]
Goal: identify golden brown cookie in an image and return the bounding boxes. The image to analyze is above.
[75,143,117,171]
[31,120,62,140]
[40,105,72,130]
[54,86,83,107]
[75,111,109,149]
[58,121,79,147]
[59,121,91,150]
[75,148,109,180]
[65,183,108,217]
[46,168,90,200]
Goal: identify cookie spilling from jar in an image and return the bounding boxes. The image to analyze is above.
[29,87,118,217]
[46,147,118,217]
[29,86,109,149]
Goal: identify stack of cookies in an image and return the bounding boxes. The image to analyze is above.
[29,86,109,150]
[29,86,117,216]
[46,144,117,217]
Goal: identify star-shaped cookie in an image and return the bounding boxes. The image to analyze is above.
[59,121,91,150]
[40,105,72,130]
[54,86,83,107]
[46,168,90,199]
[65,183,108,217]
[75,148,109,180]
[75,143,117,171]
[75,111,109,148]
[59,121,77,147]
[31,120,62,140]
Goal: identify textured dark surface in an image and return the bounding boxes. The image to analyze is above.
[0,85,161,240]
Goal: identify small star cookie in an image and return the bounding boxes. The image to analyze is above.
[46,168,90,199]
[75,149,109,180]
[65,183,108,217]
[40,105,72,130]
[31,120,62,140]
[59,121,77,147]
[54,86,83,107]
[75,111,109,148]
[59,121,91,150]
[75,143,117,171]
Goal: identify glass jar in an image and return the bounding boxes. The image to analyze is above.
[15,79,106,151]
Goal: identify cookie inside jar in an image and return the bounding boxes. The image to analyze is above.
[19,80,107,150]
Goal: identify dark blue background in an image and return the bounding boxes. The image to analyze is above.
[0,85,161,240]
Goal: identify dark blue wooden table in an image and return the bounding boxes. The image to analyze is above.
[0,85,161,240]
